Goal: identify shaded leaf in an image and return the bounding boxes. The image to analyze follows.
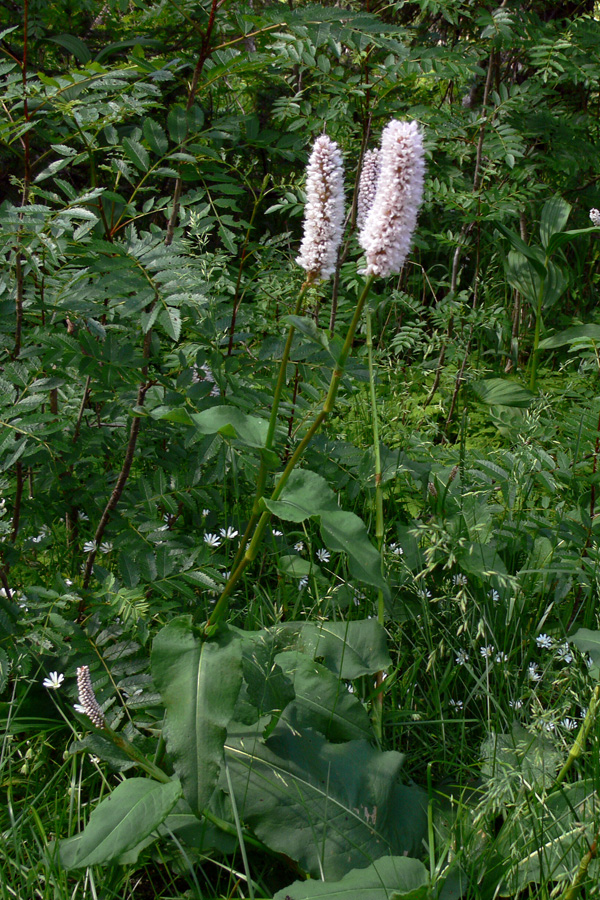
[151,617,242,814]
[59,777,182,868]
[274,855,430,900]
[471,378,534,409]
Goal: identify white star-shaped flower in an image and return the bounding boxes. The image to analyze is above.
[43,672,64,690]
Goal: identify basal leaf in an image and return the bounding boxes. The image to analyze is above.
[274,855,430,900]
[152,617,242,814]
[58,777,182,868]
[224,724,427,879]
[539,196,571,249]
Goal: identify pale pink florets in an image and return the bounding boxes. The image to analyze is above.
[356,148,381,231]
[359,120,425,278]
[296,135,345,281]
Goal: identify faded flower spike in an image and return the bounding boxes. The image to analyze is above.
[590,208,600,226]
[356,148,381,230]
[296,134,345,281]
[359,120,425,278]
[76,665,105,728]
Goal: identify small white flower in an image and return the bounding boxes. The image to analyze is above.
[83,540,97,553]
[580,707,588,718]
[589,208,600,226]
[272,529,283,537]
[204,533,221,548]
[202,509,210,517]
[43,672,64,690]
[509,699,523,710]
[294,542,305,553]
[389,542,404,556]
[449,699,463,709]
[542,721,556,732]
[455,650,469,666]
[316,548,330,563]
[452,574,468,587]
[99,541,113,554]
[536,633,552,650]
[65,579,73,586]
[73,703,86,714]
[495,651,508,664]
[555,642,573,664]
[219,526,239,540]
[79,512,89,522]
[561,717,578,731]
[299,576,308,590]
[480,645,494,659]
[416,587,432,600]
[489,589,500,603]
[528,662,542,682]
[346,681,355,693]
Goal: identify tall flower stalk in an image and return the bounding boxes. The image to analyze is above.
[229,135,345,576]
[209,122,425,648]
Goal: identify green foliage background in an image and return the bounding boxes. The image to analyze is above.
[3,1,600,898]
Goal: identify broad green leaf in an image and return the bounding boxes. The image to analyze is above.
[570,627,600,665]
[546,226,599,257]
[539,324,600,349]
[505,250,567,310]
[495,223,546,275]
[191,406,269,449]
[152,617,242,814]
[264,469,388,597]
[167,106,188,144]
[143,118,168,155]
[122,137,150,172]
[274,855,430,900]
[58,777,182,868]
[495,780,599,896]
[283,314,330,350]
[276,650,373,742]
[292,619,392,678]
[539,196,571,249]
[234,628,295,724]
[471,378,534,408]
[159,306,181,341]
[225,724,427,879]
[47,34,92,64]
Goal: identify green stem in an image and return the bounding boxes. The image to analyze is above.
[554,683,600,788]
[366,304,385,741]
[206,275,376,636]
[529,271,546,392]
[229,281,311,575]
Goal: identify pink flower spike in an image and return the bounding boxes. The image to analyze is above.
[296,135,345,282]
[359,120,425,278]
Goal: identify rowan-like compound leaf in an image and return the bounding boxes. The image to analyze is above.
[224,724,427,880]
[264,469,389,597]
[58,777,182,868]
[152,617,242,814]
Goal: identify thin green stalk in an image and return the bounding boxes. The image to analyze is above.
[529,271,546,392]
[206,275,376,635]
[366,304,385,740]
[230,281,311,574]
[554,683,600,788]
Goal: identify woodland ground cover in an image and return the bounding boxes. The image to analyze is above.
[3,1,600,898]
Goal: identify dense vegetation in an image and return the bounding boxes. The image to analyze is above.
[3,1,600,897]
